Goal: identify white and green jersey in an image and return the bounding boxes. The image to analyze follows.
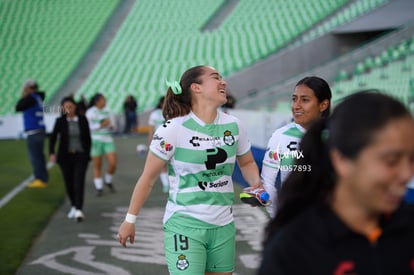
[85,106,114,142]
[148,108,164,129]
[150,111,250,228]
[261,122,305,217]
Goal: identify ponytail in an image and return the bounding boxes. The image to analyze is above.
[163,87,191,120]
[162,65,205,120]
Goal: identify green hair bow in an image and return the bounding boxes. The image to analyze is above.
[166,80,182,95]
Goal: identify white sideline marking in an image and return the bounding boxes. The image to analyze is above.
[0,162,54,209]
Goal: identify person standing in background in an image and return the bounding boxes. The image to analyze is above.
[261,76,331,217]
[123,95,138,134]
[15,79,48,188]
[147,96,169,193]
[49,97,91,222]
[86,93,117,196]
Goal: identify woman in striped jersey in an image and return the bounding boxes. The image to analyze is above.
[118,65,263,275]
[85,93,117,196]
[261,76,332,217]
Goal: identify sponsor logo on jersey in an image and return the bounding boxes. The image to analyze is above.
[268,143,304,161]
[198,179,229,190]
[189,136,201,147]
[159,140,173,152]
[152,134,163,141]
[333,261,355,275]
[189,136,222,147]
[198,181,208,190]
[205,147,227,169]
[202,171,224,177]
[268,150,279,161]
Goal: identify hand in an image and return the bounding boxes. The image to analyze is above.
[100,119,110,128]
[118,221,135,248]
[245,182,264,192]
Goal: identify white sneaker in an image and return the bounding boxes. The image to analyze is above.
[67,207,76,219]
[75,210,84,222]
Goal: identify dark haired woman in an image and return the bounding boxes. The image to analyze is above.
[118,66,263,275]
[258,92,414,274]
[49,97,91,221]
[261,76,332,217]
[85,93,117,196]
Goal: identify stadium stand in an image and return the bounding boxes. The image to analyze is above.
[0,0,119,115]
[74,0,349,114]
[332,34,414,106]
[1,0,412,117]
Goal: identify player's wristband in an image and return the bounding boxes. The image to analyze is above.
[125,213,137,224]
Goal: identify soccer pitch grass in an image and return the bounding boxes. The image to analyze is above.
[0,139,65,275]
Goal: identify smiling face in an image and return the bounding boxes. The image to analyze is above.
[333,116,414,214]
[291,84,329,129]
[191,66,227,107]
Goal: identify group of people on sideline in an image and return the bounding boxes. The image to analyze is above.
[15,81,121,222]
[15,64,414,274]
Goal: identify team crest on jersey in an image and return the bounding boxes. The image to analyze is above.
[223,130,235,146]
[176,254,189,270]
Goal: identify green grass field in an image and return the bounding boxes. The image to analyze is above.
[0,139,65,275]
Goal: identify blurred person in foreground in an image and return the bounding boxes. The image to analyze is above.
[261,76,331,218]
[15,79,48,188]
[49,97,91,222]
[258,92,414,275]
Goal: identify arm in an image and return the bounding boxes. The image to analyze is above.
[261,133,281,217]
[15,94,36,112]
[83,117,92,154]
[147,125,155,145]
[237,151,262,189]
[261,165,279,217]
[118,152,166,247]
[49,118,60,162]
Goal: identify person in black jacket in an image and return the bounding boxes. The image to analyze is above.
[49,97,91,222]
[258,92,414,275]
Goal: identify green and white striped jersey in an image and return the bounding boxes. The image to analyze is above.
[150,111,250,228]
[86,106,114,142]
[261,122,305,217]
[148,108,164,129]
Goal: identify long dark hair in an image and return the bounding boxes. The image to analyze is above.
[295,76,332,117]
[163,65,205,120]
[264,91,411,242]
